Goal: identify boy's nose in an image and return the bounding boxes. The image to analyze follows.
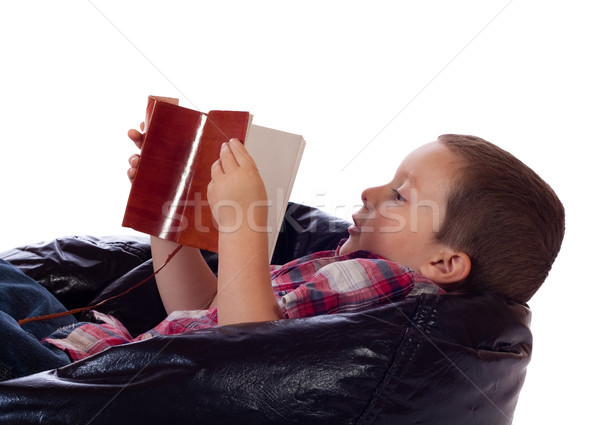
[360,188,371,207]
[360,186,380,209]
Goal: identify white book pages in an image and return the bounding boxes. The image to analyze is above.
[245,124,306,260]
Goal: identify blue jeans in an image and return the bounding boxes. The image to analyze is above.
[0,259,77,381]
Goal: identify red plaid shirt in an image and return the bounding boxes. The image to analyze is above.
[43,242,443,361]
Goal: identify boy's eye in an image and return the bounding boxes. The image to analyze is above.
[391,188,405,202]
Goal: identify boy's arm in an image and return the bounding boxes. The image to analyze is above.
[150,237,217,315]
[207,139,283,325]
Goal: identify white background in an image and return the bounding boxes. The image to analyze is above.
[0,1,598,423]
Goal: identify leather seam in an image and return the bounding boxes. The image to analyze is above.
[355,296,437,424]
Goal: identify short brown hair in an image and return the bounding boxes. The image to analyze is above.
[436,134,565,303]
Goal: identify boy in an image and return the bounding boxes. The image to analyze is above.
[0,129,564,375]
[121,129,564,329]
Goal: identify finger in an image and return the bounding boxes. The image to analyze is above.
[127,167,136,182]
[128,154,140,168]
[140,121,145,132]
[228,138,255,167]
[211,158,224,179]
[128,129,144,149]
[218,142,239,174]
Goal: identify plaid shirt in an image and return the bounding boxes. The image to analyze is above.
[43,242,443,361]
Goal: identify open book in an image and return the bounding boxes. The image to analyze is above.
[122,96,305,259]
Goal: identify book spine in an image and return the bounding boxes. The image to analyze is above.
[122,99,204,241]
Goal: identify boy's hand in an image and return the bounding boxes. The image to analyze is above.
[207,139,268,232]
[209,139,280,325]
[126,121,145,183]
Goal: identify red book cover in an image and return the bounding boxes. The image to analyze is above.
[122,96,251,252]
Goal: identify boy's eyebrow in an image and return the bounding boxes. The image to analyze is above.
[394,169,418,190]
[405,173,418,189]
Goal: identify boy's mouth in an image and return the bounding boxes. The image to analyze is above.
[348,217,361,235]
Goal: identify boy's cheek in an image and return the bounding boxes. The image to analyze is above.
[379,216,407,233]
[378,207,407,233]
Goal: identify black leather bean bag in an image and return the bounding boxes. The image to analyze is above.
[0,203,531,424]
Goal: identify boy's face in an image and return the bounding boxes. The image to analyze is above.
[339,141,463,273]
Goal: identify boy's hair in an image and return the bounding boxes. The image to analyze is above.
[436,134,565,303]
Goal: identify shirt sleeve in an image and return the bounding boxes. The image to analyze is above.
[279,257,416,319]
[41,311,134,361]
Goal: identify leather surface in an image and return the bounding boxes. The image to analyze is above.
[0,203,532,424]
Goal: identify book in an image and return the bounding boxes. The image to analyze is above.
[122,96,305,259]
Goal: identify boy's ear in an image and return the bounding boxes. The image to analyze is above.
[419,249,471,286]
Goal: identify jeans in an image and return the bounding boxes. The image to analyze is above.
[0,259,76,381]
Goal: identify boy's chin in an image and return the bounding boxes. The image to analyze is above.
[339,238,357,256]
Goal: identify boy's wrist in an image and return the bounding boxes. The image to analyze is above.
[214,203,269,234]
[218,222,269,248]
